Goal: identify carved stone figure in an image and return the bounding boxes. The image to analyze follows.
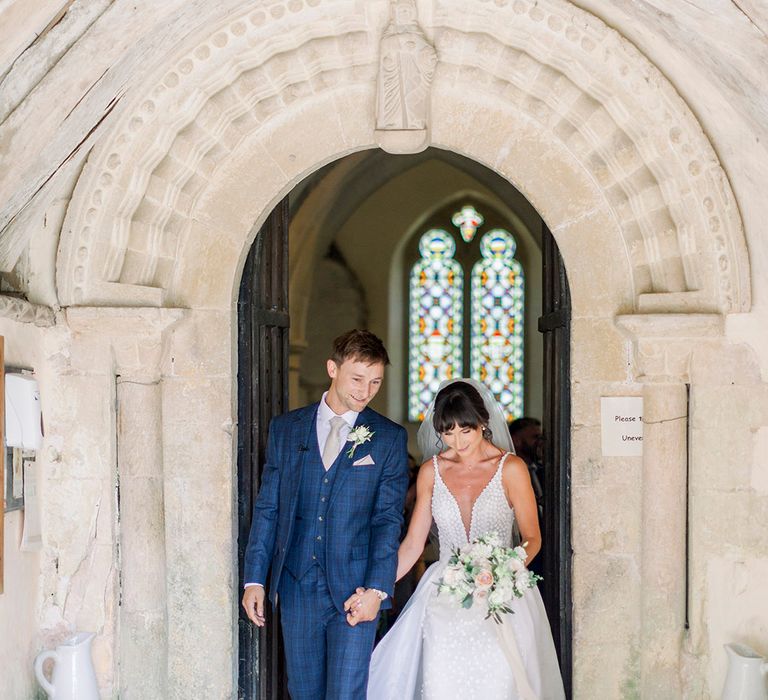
[375,0,437,153]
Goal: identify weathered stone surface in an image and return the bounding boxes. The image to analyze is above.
[574,639,641,699]
[572,480,642,555]
[552,208,634,317]
[640,383,687,697]
[572,552,641,646]
[571,318,630,382]
[690,426,753,493]
[752,428,768,495]
[690,341,763,386]
[163,310,231,379]
[706,556,768,694]
[692,385,768,431]
[161,376,233,482]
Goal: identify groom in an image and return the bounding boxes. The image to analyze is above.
[242,329,409,699]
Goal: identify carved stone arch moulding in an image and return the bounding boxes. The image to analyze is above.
[57,0,750,315]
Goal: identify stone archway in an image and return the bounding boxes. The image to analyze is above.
[56,0,748,314]
[49,1,750,697]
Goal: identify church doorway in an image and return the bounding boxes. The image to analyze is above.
[237,198,291,700]
[237,150,572,698]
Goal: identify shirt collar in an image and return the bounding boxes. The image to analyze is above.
[319,391,358,428]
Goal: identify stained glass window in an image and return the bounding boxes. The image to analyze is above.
[408,208,525,424]
[470,229,524,421]
[452,205,484,243]
[408,229,464,421]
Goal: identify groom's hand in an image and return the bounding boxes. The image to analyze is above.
[344,587,381,626]
[242,585,266,627]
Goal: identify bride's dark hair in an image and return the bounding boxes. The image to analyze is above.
[432,381,490,435]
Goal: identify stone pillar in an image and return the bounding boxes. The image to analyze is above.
[65,307,183,698]
[160,308,236,698]
[109,310,182,699]
[640,382,687,697]
[116,373,167,698]
[617,314,723,698]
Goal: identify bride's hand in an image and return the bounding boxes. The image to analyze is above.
[344,587,380,626]
[343,587,366,615]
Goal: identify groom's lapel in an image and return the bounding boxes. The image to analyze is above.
[285,403,319,502]
[328,408,375,510]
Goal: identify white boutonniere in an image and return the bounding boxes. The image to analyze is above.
[346,425,374,458]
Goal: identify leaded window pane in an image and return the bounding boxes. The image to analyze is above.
[470,229,524,420]
[408,229,464,421]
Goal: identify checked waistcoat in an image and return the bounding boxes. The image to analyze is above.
[282,438,343,580]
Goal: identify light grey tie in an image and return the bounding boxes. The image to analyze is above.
[322,416,346,470]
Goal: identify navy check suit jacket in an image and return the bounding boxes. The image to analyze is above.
[243,403,409,613]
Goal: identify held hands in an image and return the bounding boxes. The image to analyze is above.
[242,585,266,627]
[343,587,381,626]
[244,583,381,627]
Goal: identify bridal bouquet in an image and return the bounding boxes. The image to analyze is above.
[437,532,542,623]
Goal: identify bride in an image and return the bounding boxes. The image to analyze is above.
[355,379,565,699]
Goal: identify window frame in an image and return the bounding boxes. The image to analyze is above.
[404,200,527,423]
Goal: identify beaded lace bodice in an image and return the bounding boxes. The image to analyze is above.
[431,452,515,561]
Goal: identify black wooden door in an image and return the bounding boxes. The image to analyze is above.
[237,198,291,700]
[538,223,572,697]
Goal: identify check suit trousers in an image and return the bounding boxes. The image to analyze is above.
[279,565,378,700]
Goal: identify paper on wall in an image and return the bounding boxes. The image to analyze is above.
[20,458,42,552]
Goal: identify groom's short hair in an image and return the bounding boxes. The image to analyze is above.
[331,329,390,366]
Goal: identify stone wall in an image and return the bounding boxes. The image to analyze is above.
[0,312,49,699]
[1,0,767,698]
[0,306,238,698]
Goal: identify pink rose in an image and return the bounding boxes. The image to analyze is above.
[474,570,494,591]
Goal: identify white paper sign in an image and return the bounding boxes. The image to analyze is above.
[601,397,643,456]
[21,458,42,552]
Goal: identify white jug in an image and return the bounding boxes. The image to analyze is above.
[722,643,768,700]
[34,632,99,700]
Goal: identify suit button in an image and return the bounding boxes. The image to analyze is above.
[323,478,329,484]
[320,496,326,502]
[316,535,322,541]
[312,554,317,560]
[318,516,323,522]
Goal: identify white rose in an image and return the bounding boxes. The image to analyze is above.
[488,588,506,607]
[471,542,494,559]
[513,545,528,561]
[441,565,465,587]
[515,571,533,592]
[507,556,526,574]
[484,532,502,548]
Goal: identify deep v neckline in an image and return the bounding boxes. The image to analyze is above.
[434,452,509,542]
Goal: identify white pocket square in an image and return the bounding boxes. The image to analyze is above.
[352,454,375,466]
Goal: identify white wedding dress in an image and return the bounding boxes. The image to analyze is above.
[367,453,565,699]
